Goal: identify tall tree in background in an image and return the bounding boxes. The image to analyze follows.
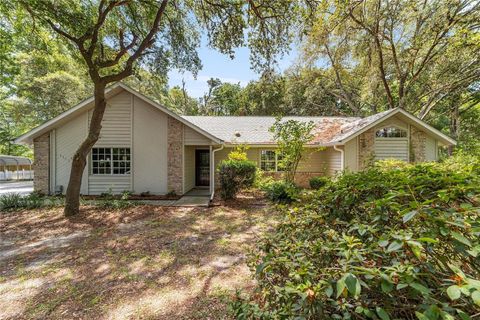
[4,0,315,216]
[303,0,480,117]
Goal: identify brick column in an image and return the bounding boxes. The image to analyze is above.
[33,132,50,194]
[358,128,375,170]
[167,116,184,195]
[410,126,426,162]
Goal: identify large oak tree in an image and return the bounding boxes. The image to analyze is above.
[2,0,317,216]
[302,0,480,117]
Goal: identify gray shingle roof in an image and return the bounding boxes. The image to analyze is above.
[182,115,363,145]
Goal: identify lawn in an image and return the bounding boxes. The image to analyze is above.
[0,194,276,319]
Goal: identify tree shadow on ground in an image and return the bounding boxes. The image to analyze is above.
[0,195,276,319]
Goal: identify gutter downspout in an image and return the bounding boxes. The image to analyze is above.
[210,144,224,202]
[333,145,345,171]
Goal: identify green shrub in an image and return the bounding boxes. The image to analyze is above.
[0,193,46,211]
[253,169,274,189]
[232,159,480,319]
[218,159,257,200]
[98,190,136,209]
[261,180,299,203]
[0,193,24,211]
[309,176,329,189]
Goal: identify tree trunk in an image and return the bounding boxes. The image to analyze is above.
[64,82,107,216]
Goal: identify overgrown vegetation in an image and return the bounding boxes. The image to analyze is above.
[231,156,480,319]
[309,176,330,190]
[261,181,299,204]
[0,192,48,211]
[218,146,256,200]
[97,190,138,209]
[269,118,315,183]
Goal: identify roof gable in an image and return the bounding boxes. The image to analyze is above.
[14,83,222,145]
[331,108,456,146]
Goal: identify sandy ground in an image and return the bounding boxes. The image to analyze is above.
[0,194,276,319]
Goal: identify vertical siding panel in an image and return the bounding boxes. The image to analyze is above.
[87,91,133,194]
[425,136,437,161]
[344,138,358,172]
[184,127,212,145]
[132,96,168,194]
[55,113,88,194]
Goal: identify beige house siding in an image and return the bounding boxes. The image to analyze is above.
[374,116,409,162]
[184,146,196,193]
[90,91,132,147]
[132,96,168,194]
[210,146,341,189]
[50,90,173,195]
[88,176,130,194]
[374,138,409,161]
[356,116,439,168]
[323,147,342,175]
[184,126,212,145]
[344,138,358,172]
[87,91,133,194]
[425,136,437,161]
[54,112,88,194]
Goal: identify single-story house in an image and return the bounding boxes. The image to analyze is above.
[15,83,456,197]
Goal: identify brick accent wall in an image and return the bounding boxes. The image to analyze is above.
[410,126,426,163]
[261,172,326,189]
[33,132,50,194]
[167,116,184,194]
[358,128,375,170]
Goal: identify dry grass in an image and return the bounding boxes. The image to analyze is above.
[0,194,276,319]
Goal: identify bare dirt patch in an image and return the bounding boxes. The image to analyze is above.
[0,195,276,319]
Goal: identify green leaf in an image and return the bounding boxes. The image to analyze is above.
[416,311,429,320]
[376,307,390,320]
[440,311,455,320]
[336,277,346,299]
[417,237,438,244]
[451,231,472,247]
[381,279,394,293]
[397,283,408,290]
[345,273,361,297]
[355,306,364,313]
[472,290,480,306]
[378,240,389,247]
[256,262,266,274]
[386,240,403,252]
[456,309,472,320]
[403,210,418,223]
[410,282,431,295]
[325,285,333,297]
[407,240,423,258]
[446,285,461,300]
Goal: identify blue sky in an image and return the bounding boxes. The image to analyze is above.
[168,41,299,98]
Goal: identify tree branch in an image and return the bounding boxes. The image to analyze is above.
[102,0,169,83]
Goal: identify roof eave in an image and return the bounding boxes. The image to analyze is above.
[339,108,456,146]
[14,83,224,146]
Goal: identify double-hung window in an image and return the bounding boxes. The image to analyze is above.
[260,150,283,172]
[91,147,131,175]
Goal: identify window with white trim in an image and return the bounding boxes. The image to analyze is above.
[91,147,131,175]
[375,126,407,138]
[260,150,283,172]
